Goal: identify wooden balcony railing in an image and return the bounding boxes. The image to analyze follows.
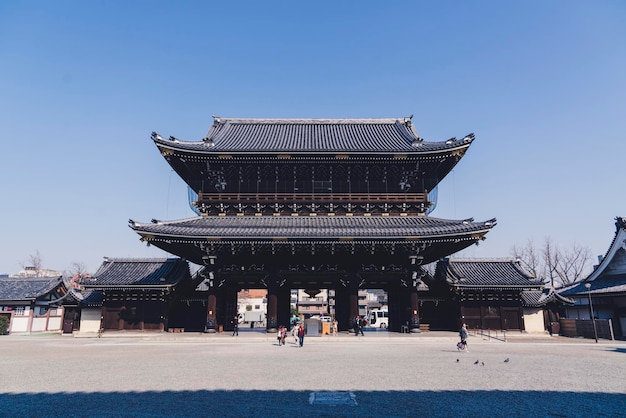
[197,192,428,204]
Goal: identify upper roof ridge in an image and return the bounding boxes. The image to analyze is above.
[211,116,414,125]
[449,257,518,263]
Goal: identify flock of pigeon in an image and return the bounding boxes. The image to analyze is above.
[455,357,510,366]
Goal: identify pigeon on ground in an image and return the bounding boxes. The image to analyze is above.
[474,360,479,365]
[456,359,460,362]
[481,362,485,366]
[504,358,510,363]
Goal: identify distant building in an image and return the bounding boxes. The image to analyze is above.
[11,267,63,278]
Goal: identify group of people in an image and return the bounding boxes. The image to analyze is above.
[238,315,470,352]
[276,323,305,347]
[353,316,366,336]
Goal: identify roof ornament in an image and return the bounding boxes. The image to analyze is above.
[212,115,224,125]
[462,133,475,143]
[151,132,163,141]
[445,137,456,145]
[204,136,215,147]
[169,136,179,143]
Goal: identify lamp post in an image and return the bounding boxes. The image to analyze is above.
[584,283,598,343]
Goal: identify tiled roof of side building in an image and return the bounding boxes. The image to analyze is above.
[129,215,496,239]
[64,288,104,307]
[559,275,626,296]
[82,258,190,288]
[152,116,475,154]
[559,216,626,296]
[0,276,64,301]
[440,258,543,288]
[521,288,575,307]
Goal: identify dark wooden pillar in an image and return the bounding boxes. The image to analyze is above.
[388,284,412,333]
[205,291,217,333]
[222,287,238,332]
[277,284,291,329]
[409,287,421,333]
[334,284,350,332]
[266,282,278,333]
[348,276,359,333]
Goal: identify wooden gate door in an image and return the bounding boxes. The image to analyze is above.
[501,307,521,330]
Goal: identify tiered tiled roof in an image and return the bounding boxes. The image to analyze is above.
[0,276,64,302]
[130,215,496,239]
[82,258,190,289]
[439,258,542,289]
[152,116,475,154]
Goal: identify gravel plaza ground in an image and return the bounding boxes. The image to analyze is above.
[0,330,625,417]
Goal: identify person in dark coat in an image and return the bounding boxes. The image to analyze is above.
[232,315,239,336]
[458,323,468,351]
[358,316,365,336]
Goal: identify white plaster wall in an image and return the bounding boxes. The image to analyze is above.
[523,309,545,333]
[80,308,102,333]
[32,317,48,332]
[48,316,62,331]
[10,316,29,333]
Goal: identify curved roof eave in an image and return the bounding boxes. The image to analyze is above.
[151,132,474,156]
[128,217,496,241]
[586,217,626,282]
[455,285,543,289]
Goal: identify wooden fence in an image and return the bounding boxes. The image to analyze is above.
[559,318,614,340]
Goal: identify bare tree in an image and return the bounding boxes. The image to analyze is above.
[68,261,89,277]
[511,238,592,287]
[20,250,43,276]
[65,261,90,289]
[555,243,592,286]
[511,239,541,278]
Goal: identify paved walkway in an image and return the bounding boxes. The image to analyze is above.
[1,331,625,417]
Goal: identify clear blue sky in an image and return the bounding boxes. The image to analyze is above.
[1,1,624,275]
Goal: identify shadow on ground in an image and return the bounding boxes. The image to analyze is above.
[1,390,624,417]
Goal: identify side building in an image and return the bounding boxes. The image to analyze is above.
[559,216,626,339]
[79,258,193,332]
[422,258,572,334]
[0,276,69,334]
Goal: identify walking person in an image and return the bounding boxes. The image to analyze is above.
[458,323,469,352]
[358,316,365,336]
[277,326,283,346]
[232,315,239,336]
[332,319,338,336]
[292,323,300,344]
[298,322,305,347]
[280,325,286,346]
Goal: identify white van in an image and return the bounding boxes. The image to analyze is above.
[309,315,332,322]
[368,310,389,328]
